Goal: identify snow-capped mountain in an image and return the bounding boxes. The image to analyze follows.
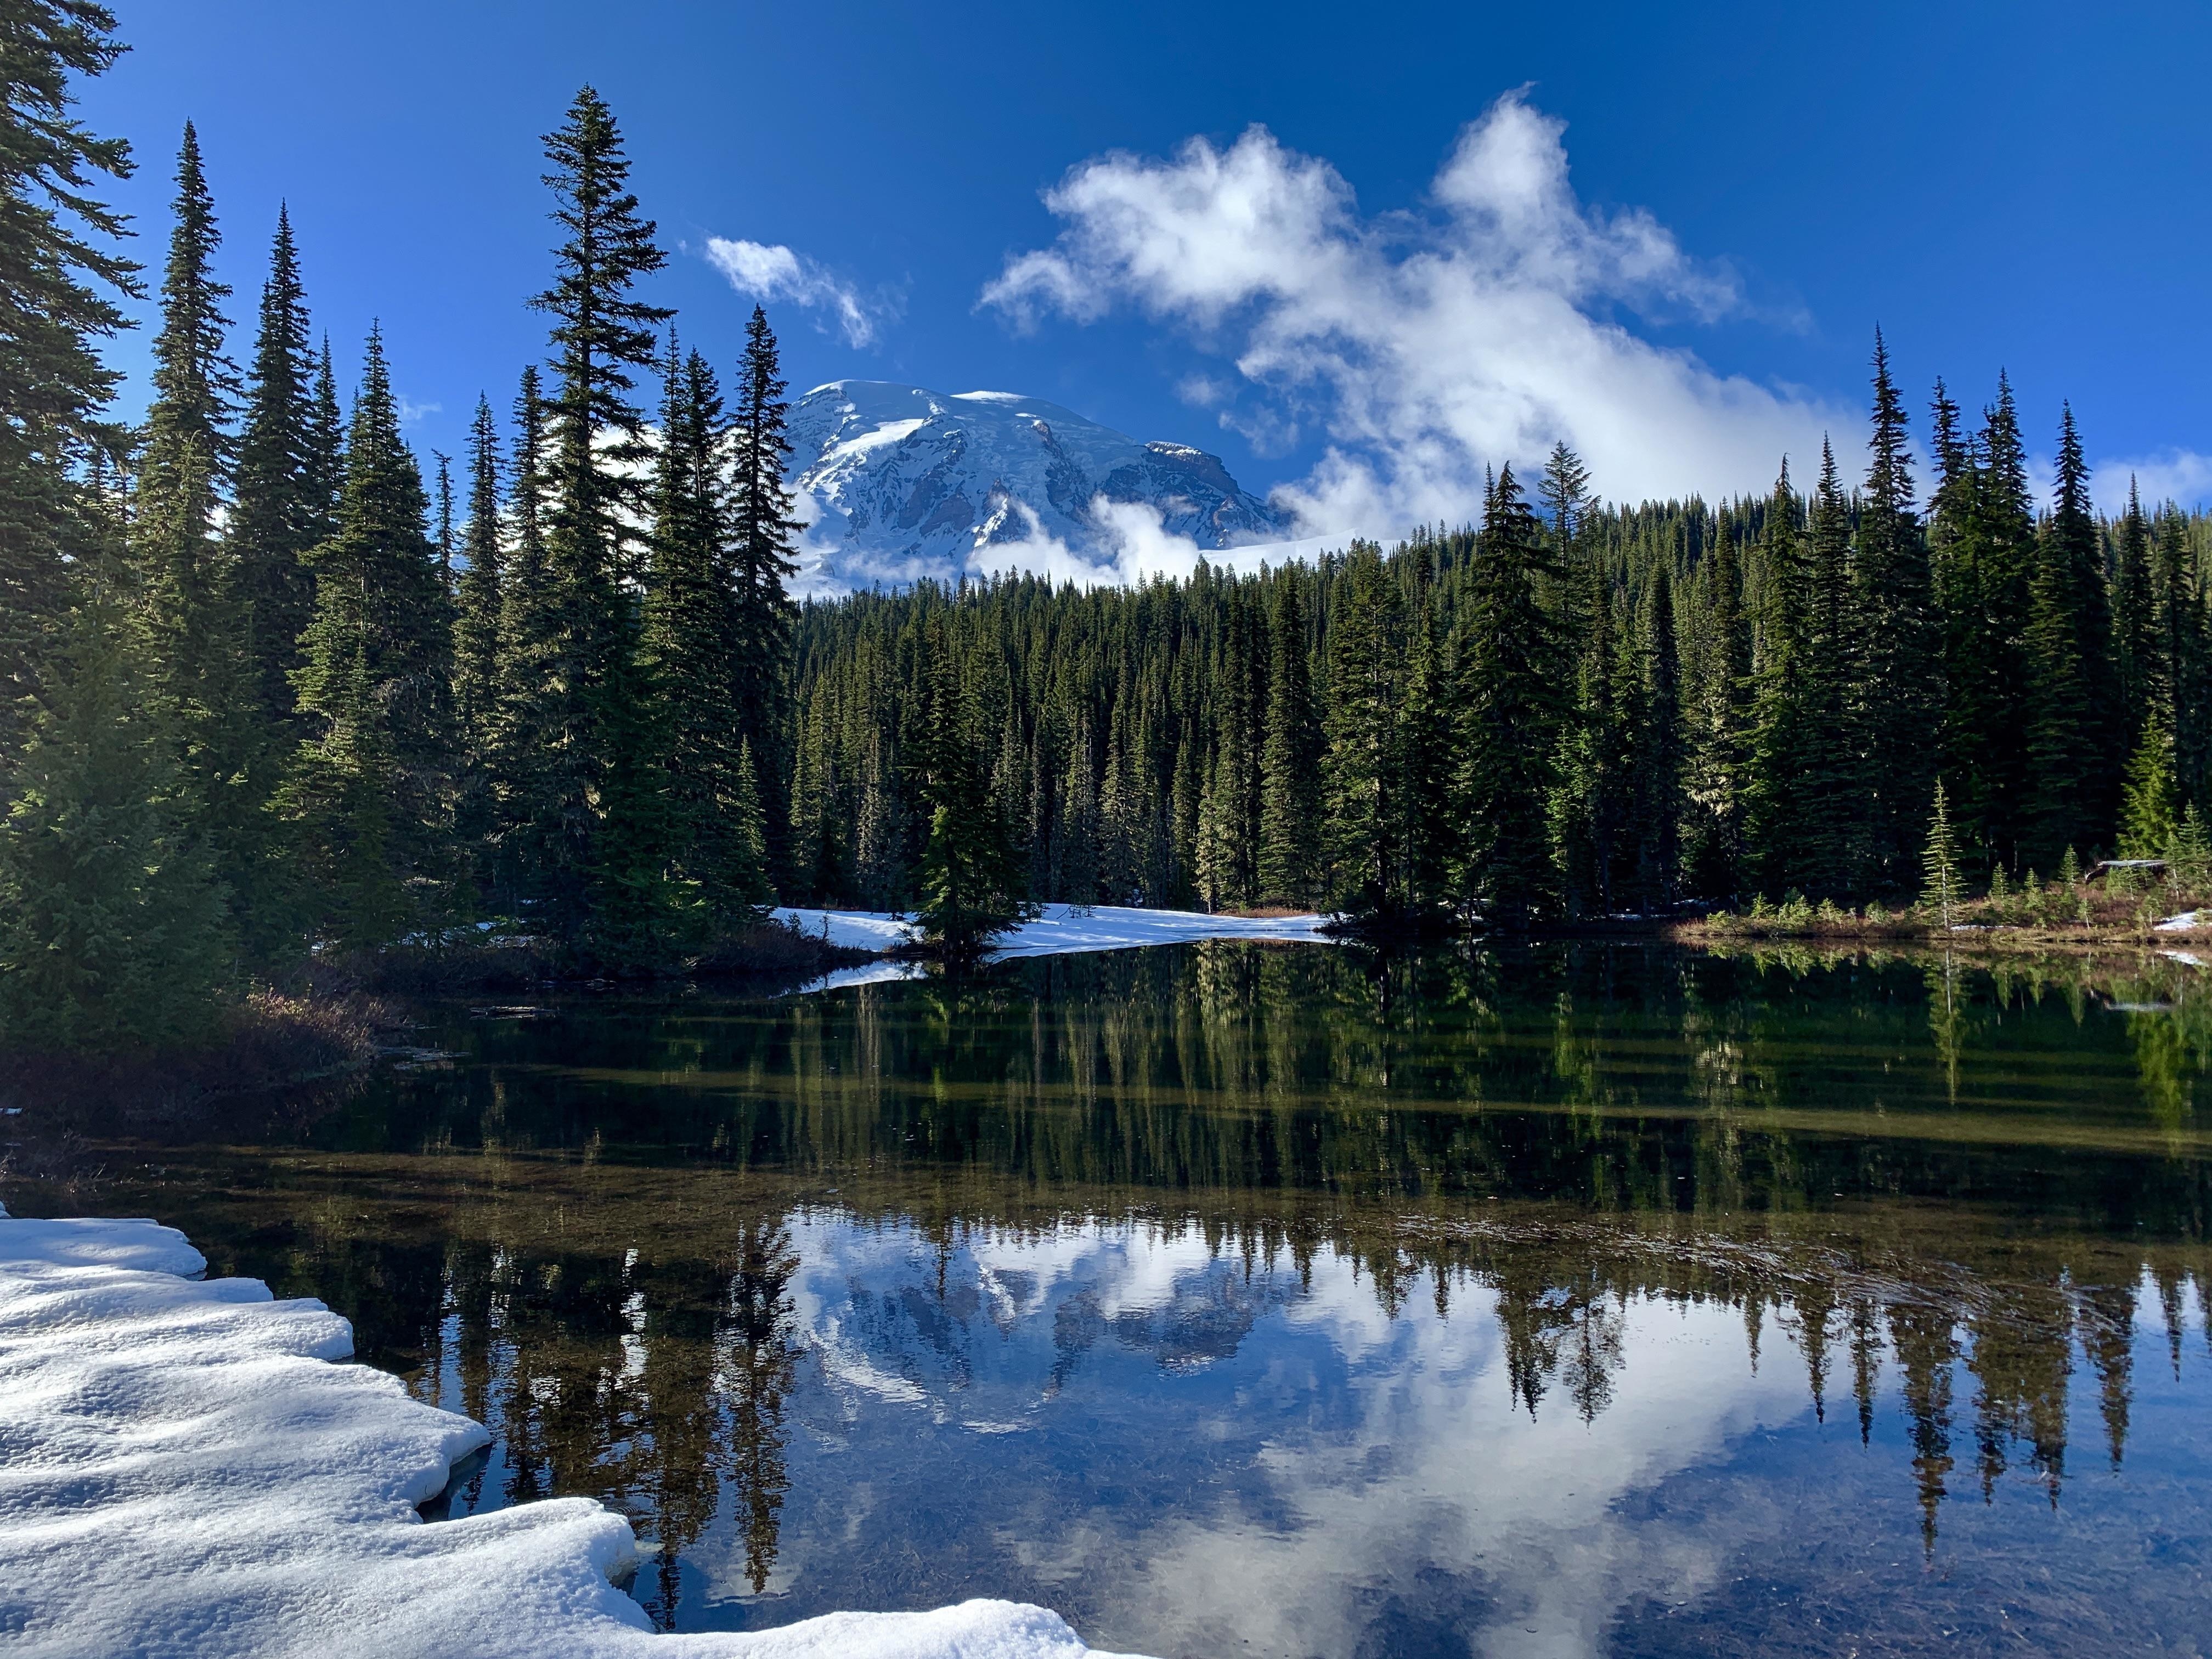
[787,380,1291,590]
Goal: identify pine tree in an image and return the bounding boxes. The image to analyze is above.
[2153,505,2210,805]
[525,87,674,955]
[1256,577,1321,905]
[1320,543,1404,916]
[1852,331,1940,890]
[1684,514,1750,895]
[449,395,503,882]
[2026,404,2116,862]
[1921,780,1960,930]
[1743,460,1807,894]
[2111,479,2157,743]
[730,305,802,890]
[230,206,321,735]
[452,396,503,743]
[0,563,229,1049]
[644,339,764,919]
[912,622,1028,955]
[134,122,239,719]
[1938,374,2038,873]
[279,328,454,946]
[2117,723,2179,860]
[487,365,556,905]
[0,0,137,757]
[1457,465,1565,927]
[1628,561,1683,907]
[1797,437,1859,894]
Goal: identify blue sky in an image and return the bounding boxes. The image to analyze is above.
[81,0,2212,524]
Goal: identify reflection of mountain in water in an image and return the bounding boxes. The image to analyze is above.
[15,940,2212,1651]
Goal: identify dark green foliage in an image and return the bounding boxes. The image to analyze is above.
[0,0,137,753]
[1797,439,1860,893]
[912,621,1029,955]
[230,206,322,735]
[730,305,801,887]
[1257,578,1322,905]
[1457,465,1566,927]
[644,338,766,917]
[1626,561,1683,907]
[525,86,674,957]
[2112,481,2157,743]
[2117,722,2179,860]
[134,122,239,713]
[1851,331,1940,889]
[278,328,454,947]
[2153,505,2210,805]
[2026,404,2119,863]
[1683,506,1750,895]
[1321,543,1408,916]
[0,556,229,1048]
[1934,375,2037,873]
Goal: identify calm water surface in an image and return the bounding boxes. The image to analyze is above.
[10,942,2211,1657]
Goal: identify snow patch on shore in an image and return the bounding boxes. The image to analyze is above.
[775,902,1334,966]
[0,1206,1146,1658]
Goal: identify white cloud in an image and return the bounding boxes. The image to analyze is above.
[703,236,889,347]
[396,395,439,425]
[983,91,1848,534]
[2094,449,2212,514]
[965,497,1331,591]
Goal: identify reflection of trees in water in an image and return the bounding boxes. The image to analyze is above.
[27,938,2212,1592]
[393,1220,799,1629]
[174,1186,2212,1582]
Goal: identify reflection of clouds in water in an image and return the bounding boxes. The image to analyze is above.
[773,1215,1806,1659]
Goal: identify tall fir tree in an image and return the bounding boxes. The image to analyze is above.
[1935,375,2037,871]
[526,86,674,957]
[1851,331,1940,891]
[279,327,455,947]
[1457,465,1565,927]
[1798,437,1859,894]
[451,396,503,743]
[1256,577,1322,904]
[487,364,556,907]
[2025,404,2118,862]
[0,550,229,1049]
[0,0,137,758]
[911,620,1027,955]
[1628,561,1683,907]
[2153,504,2210,805]
[644,338,765,917]
[134,122,239,719]
[450,394,504,876]
[1743,460,1808,894]
[1684,514,1751,895]
[2111,479,2157,742]
[1321,543,1405,916]
[229,206,320,736]
[730,304,802,891]
[133,121,279,932]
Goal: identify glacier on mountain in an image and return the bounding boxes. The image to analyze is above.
[787,381,1296,592]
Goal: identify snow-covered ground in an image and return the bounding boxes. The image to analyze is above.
[775,902,1335,963]
[0,1206,1145,1658]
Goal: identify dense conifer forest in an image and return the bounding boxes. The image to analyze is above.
[3,2,2210,1048]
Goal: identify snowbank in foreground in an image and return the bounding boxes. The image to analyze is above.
[775,902,1334,961]
[0,1207,1147,1659]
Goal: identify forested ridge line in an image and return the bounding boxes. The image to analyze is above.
[3,2,2209,1054]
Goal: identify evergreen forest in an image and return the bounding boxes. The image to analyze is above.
[4,3,2211,1049]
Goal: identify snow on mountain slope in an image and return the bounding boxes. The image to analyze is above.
[788,381,1294,592]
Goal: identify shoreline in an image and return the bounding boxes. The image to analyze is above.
[0,1204,1136,1659]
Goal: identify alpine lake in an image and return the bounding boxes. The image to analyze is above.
[8,939,2211,1658]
